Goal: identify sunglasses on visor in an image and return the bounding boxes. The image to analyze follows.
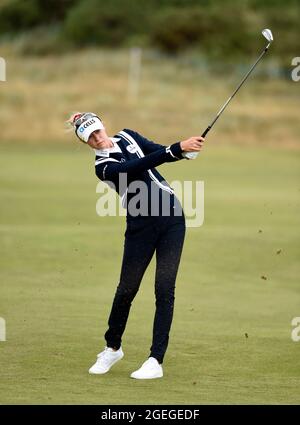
[74,113,102,128]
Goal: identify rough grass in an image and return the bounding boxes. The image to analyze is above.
[0,143,299,404]
[0,49,299,148]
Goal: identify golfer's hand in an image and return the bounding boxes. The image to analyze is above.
[180,136,205,152]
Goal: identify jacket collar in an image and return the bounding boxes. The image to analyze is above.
[94,137,122,156]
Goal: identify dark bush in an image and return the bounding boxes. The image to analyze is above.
[149,5,255,58]
[0,0,77,34]
[150,8,208,54]
[63,0,146,47]
[0,0,41,32]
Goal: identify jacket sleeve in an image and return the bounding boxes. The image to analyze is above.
[124,129,184,162]
[95,141,183,181]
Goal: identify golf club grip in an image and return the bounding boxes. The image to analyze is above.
[201,126,211,138]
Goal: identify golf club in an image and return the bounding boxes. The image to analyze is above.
[184,28,273,159]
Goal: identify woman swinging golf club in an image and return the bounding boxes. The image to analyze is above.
[69,112,204,379]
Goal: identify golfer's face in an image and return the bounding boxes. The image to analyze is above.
[88,130,106,149]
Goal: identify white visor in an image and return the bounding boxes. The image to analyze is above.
[76,116,104,143]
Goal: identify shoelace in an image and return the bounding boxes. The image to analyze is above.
[96,348,117,367]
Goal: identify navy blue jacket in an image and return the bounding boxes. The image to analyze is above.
[95,129,185,216]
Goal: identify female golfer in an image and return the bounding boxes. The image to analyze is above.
[69,112,204,379]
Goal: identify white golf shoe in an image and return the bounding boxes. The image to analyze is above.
[89,347,124,374]
[130,357,163,379]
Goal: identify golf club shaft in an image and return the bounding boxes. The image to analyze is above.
[201,44,270,138]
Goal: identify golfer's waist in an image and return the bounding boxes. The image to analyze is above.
[125,192,184,218]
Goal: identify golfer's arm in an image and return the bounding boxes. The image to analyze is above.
[125,129,184,162]
[96,142,183,181]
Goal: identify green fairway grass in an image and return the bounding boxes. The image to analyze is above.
[0,143,299,404]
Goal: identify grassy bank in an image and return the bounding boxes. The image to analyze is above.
[0,49,299,149]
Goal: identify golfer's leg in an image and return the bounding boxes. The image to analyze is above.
[105,222,157,349]
[150,216,186,363]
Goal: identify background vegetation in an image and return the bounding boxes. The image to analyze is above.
[0,0,299,63]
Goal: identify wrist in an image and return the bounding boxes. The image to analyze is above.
[171,142,184,157]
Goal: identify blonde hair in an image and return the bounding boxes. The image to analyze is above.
[65,112,87,144]
[66,112,84,129]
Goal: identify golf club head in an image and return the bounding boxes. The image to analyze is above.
[262,28,273,43]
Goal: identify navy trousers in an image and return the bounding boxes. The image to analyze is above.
[105,197,186,364]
